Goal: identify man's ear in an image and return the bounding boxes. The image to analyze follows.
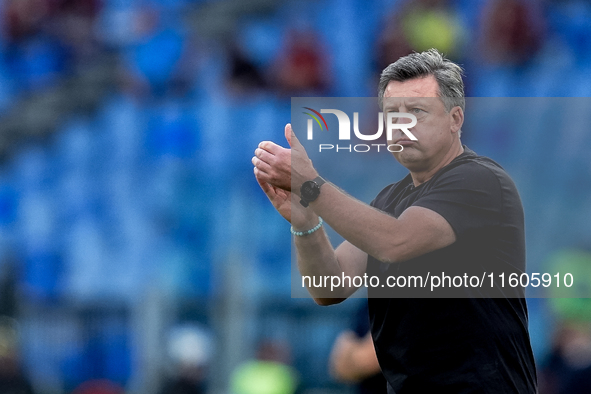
[450,106,464,134]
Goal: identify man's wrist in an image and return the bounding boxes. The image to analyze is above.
[292,168,320,197]
[291,214,321,232]
[291,217,323,236]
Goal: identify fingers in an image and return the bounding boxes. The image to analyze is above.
[254,168,274,194]
[253,147,275,165]
[258,140,281,155]
[252,147,281,178]
[254,164,291,192]
[253,164,284,190]
[251,153,273,174]
[252,143,292,191]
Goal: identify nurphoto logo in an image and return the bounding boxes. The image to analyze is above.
[302,107,418,153]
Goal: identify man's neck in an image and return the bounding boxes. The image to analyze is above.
[411,142,464,186]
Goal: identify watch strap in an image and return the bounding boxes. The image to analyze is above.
[312,176,326,188]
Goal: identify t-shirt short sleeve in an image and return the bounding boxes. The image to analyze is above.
[412,163,503,239]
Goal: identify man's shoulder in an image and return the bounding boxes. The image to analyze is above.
[424,148,524,219]
[371,147,519,208]
[433,147,515,190]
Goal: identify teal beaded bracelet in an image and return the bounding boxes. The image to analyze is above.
[290,217,323,236]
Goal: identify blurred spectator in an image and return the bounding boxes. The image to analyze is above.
[271,28,330,96]
[230,340,298,394]
[478,0,545,65]
[4,0,101,91]
[61,309,132,391]
[5,0,50,42]
[547,249,591,322]
[0,316,36,394]
[50,0,102,65]
[376,0,465,71]
[329,302,385,394]
[375,13,414,74]
[539,324,591,394]
[226,42,267,96]
[563,362,591,394]
[157,324,212,394]
[0,259,18,318]
[122,6,188,98]
[537,250,591,394]
[5,0,101,55]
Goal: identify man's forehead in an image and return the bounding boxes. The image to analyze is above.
[383,75,439,98]
[382,96,439,110]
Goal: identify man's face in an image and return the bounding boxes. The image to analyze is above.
[383,75,461,172]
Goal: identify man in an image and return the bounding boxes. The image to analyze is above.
[329,301,386,393]
[252,49,537,393]
[0,316,37,394]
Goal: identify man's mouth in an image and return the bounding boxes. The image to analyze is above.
[394,139,415,146]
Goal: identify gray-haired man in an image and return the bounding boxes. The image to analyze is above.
[253,49,537,393]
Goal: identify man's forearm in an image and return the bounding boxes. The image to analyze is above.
[294,221,350,300]
[309,182,404,263]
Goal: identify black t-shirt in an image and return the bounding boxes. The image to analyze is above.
[366,147,537,393]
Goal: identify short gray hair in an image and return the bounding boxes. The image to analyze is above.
[378,48,465,113]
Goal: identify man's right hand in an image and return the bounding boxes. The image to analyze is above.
[254,124,316,226]
[254,171,317,227]
[254,172,292,222]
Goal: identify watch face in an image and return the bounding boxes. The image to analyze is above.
[301,181,319,201]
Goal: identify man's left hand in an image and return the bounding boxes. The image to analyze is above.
[253,123,317,195]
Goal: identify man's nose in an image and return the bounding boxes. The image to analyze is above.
[392,113,413,124]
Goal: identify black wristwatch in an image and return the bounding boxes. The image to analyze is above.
[299,176,326,207]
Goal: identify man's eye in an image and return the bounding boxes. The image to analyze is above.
[411,108,424,114]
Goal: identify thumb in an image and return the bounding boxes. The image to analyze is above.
[285,123,292,147]
[285,123,301,148]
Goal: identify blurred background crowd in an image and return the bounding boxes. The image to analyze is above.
[0,0,590,393]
